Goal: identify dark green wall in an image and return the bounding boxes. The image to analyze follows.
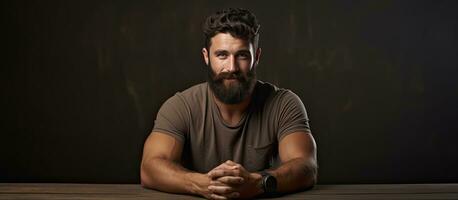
[1,0,457,184]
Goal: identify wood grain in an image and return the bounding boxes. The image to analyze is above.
[1,183,457,199]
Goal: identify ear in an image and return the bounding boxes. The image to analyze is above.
[254,47,262,66]
[202,48,209,65]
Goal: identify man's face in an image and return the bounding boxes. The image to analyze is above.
[202,33,261,104]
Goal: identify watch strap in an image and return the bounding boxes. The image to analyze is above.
[259,170,277,195]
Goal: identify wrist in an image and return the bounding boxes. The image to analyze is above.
[185,172,211,196]
[250,172,264,196]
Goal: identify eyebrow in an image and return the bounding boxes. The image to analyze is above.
[214,50,229,55]
[213,49,251,55]
[236,50,251,55]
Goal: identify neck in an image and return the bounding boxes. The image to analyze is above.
[212,92,253,126]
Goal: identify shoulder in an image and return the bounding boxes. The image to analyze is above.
[175,82,208,104]
[255,80,301,105]
[154,83,208,139]
[158,82,207,113]
[254,81,307,121]
[161,82,207,108]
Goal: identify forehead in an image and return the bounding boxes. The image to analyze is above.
[209,33,252,52]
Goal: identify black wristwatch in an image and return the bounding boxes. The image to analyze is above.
[259,171,277,195]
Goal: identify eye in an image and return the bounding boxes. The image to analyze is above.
[237,53,250,60]
[216,53,227,59]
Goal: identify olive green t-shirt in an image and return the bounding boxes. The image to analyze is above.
[152,80,311,173]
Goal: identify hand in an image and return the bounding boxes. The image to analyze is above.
[186,170,237,200]
[207,160,263,199]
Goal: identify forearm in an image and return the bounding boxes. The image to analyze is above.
[269,157,317,193]
[141,157,210,195]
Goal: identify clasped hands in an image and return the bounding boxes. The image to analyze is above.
[204,160,262,199]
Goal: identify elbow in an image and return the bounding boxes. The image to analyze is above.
[140,172,148,188]
[309,172,318,188]
[301,159,318,189]
[140,161,156,189]
[306,164,318,189]
[140,165,150,188]
[299,169,317,190]
[140,157,171,190]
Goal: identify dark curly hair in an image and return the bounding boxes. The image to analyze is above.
[203,8,260,50]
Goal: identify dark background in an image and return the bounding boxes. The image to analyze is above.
[1,0,457,184]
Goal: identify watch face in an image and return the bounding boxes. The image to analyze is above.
[265,175,277,192]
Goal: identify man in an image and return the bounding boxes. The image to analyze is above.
[141,8,317,199]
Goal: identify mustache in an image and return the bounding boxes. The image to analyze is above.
[213,71,244,81]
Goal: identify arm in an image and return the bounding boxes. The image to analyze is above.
[271,90,318,192]
[140,132,212,197]
[269,131,318,193]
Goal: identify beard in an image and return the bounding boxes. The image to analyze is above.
[206,63,257,105]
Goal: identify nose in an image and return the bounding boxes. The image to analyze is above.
[227,55,239,73]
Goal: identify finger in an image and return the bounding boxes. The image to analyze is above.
[225,160,237,166]
[209,169,241,179]
[215,162,232,170]
[207,167,223,177]
[208,168,230,179]
[224,161,244,171]
[208,169,225,179]
[209,180,226,186]
[209,193,227,200]
[210,177,243,186]
[208,162,235,175]
[208,185,234,195]
[217,176,244,185]
[227,192,240,199]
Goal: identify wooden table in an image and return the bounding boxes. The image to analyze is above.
[1,183,457,199]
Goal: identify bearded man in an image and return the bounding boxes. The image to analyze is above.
[141,8,317,199]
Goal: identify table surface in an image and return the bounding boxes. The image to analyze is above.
[1,183,457,199]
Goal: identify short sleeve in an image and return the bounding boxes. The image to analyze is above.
[152,94,189,142]
[277,90,311,141]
